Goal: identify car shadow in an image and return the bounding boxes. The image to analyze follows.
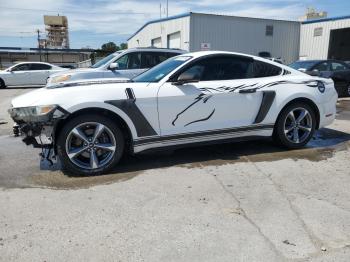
[64,127,350,178]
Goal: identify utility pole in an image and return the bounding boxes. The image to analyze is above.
[160,3,162,18]
[166,0,168,17]
[37,29,41,48]
[36,29,42,62]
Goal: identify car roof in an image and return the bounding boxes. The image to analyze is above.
[294,59,347,63]
[175,51,297,71]
[115,48,187,54]
[15,61,55,66]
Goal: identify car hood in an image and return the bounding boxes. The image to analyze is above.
[10,82,150,109]
[49,68,99,77]
[47,78,131,89]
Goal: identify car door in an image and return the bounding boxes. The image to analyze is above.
[6,63,31,86]
[157,55,269,139]
[311,61,332,78]
[29,63,52,85]
[330,61,350,94]
[104,52,143,79]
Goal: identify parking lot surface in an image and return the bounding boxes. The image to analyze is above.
[0,87,350,261]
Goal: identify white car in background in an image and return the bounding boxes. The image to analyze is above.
[0,62,67,88]
[47,48,186,86]
[9,51,337,176]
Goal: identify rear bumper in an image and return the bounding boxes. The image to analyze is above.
[318,90,338,128]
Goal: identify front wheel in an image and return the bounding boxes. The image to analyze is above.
[274,102,316,149]
[57,114,124,176]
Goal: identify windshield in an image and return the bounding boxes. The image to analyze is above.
[90,53,120,68]
[289,61,318,70]
[133,56,192,83]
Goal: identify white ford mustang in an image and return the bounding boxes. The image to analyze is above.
[9,51,338,175]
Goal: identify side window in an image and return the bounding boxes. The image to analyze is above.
[313,62,329,71]
[253,60,282,78]
[141,52,158,68]
[30,64,51,70]
[331,62,347,71]
[181,56,253,81]
[12,64,31,71]
[141,52,179,69]
[115,52,141,70]
[155,52,168,64]
[127,52,141,69]
[115,55,128,69]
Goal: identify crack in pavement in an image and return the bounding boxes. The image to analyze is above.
[242,156,326,254]
[203,165,286,261]
[283,190,350,214]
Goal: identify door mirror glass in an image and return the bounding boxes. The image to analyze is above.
[109,62,119,70]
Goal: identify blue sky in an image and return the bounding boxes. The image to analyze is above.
[0,0,350,49]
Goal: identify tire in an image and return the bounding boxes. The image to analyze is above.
[346,84,350,97]
[273,102,316,149]
[57,114,125,176]
[0,78,6,89]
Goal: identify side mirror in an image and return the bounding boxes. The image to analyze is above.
[309,69,320,76]
[172,71,200,85]
[298,68,307,73]
[109,62,119,70]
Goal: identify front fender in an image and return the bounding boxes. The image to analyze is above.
[66,102,138,139]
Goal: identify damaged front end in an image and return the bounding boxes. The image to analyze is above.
[8,105,69,165]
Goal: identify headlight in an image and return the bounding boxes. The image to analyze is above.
[50,74,71,83]
[9,105,57,118]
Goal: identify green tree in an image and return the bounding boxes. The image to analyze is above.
[101,42,119,53]
[120,43,128,50]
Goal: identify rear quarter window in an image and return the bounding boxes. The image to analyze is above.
[253,60,282,77]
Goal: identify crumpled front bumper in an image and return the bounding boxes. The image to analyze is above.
[8,106,69,148]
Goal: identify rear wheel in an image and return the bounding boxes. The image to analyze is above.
[347,84,350,97]
[274,102,316,149]
[57,114,124,176]
[0,79,6,89]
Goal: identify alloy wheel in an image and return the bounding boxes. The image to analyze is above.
[283,107,312,144]
[65,122,116,170]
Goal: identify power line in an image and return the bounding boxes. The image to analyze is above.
[0,6,157,15]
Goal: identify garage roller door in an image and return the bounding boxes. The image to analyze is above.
[151,37,162,48]
[167,32,181,49]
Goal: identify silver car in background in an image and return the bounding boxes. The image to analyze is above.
[47,48,186,86]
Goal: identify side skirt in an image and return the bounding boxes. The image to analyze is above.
[133,124,274,153]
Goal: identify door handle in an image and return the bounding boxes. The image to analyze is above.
[239,88,257,94]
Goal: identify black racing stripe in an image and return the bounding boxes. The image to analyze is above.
[254,91,276,124]
[134,124,274,146]
[106,99,157,137]
[125,88,135,100]
[184,109,215,127]
[135,127,273,147]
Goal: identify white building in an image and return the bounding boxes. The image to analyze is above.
[128,12,301,64]
[300,16,350,61]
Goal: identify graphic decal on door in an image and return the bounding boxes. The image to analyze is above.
[171,80,324,127]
